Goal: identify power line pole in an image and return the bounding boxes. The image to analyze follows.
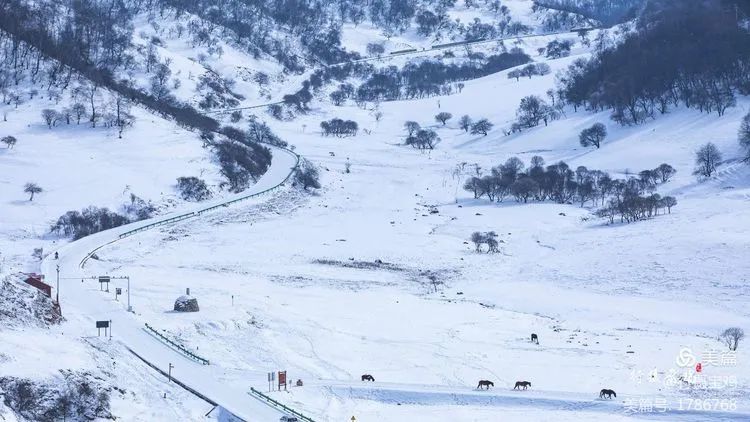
[126,276,132,312]
[55,264,60,303]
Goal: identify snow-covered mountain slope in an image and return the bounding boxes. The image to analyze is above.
[2,1,750,421]
[47,46,750,421]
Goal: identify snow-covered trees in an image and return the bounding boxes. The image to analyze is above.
[41,109,59,128]
[50,207,130,240]
[545,39,573,58]
[740,112,750,162]
[406,129,439,150]
[693,142,722,179]
[23,183,42,201]
[579,123,607,149]
[321,119,358,137]
[470,119,493,136]
[176,177,212,201]
[513,95,556,130]
[557,1,750,125]
[294,161,321,191]
[366,43,385,57]
[510,63,552,82]
[464,156,678,223]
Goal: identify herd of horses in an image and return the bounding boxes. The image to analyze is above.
[359,334,618,401]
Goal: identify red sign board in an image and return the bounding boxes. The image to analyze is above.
[278,371,287,390]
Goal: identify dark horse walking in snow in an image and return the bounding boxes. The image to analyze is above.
[514,381,531,390]
[361,374,375,382]
[600,389,616,399]
[477,380,494,390]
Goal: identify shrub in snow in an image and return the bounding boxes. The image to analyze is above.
[174,295,199,312]
[176,177,212,201]
[293,160,321,191]
[1,135,17,148]
[122,194,156,220]
[470,231,499,253]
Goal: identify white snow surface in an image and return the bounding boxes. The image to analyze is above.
[1,12,749,422]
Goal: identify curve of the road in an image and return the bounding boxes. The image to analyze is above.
[41,145,300,421]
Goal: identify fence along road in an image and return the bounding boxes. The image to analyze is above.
[41,145,304,421]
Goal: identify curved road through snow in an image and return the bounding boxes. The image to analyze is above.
[41,146,299,421]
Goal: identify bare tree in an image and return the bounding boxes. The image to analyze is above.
[471,118,493,136]
[435,112,452,125]
[693,142,722,178]
[661,196,677,214]
[24,182,43,201]
[579,123,607,148]
[459,115,472,132]
[41,109,58,128]
[404,121,420,136]
[720,327,744,351]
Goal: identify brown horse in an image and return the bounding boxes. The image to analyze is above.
[361,374,375,382]
[477,380,494,390]
[599,389,616,399]
[514,381,531,390]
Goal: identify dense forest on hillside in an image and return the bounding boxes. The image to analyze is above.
[557,0,750,125]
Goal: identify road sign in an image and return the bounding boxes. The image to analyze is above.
[99,276,110,292]
[278,371,287,391]
[115,288,122,295]
[96,320,111,337]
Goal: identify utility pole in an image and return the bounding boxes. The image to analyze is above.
[55,264,60,303]
[126,276,132,312]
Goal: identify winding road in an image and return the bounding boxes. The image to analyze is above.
[41,146,300,421]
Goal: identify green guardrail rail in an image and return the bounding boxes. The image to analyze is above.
[249,388,316,422]
[144,323,210,365]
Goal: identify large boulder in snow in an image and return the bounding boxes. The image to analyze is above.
[173,295,199,312]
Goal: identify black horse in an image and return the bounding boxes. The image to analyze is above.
[361,374,375,382]
[600,389,616,399]
[531,333,539,344]
[477,380,494,390]
[514,381,531,390]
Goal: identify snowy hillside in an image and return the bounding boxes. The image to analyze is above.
[2,0,750,421]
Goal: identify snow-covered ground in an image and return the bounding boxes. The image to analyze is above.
[56,54,750,420]
[3,5,750,421]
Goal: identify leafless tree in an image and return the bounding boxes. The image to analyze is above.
[720,327,744,351]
